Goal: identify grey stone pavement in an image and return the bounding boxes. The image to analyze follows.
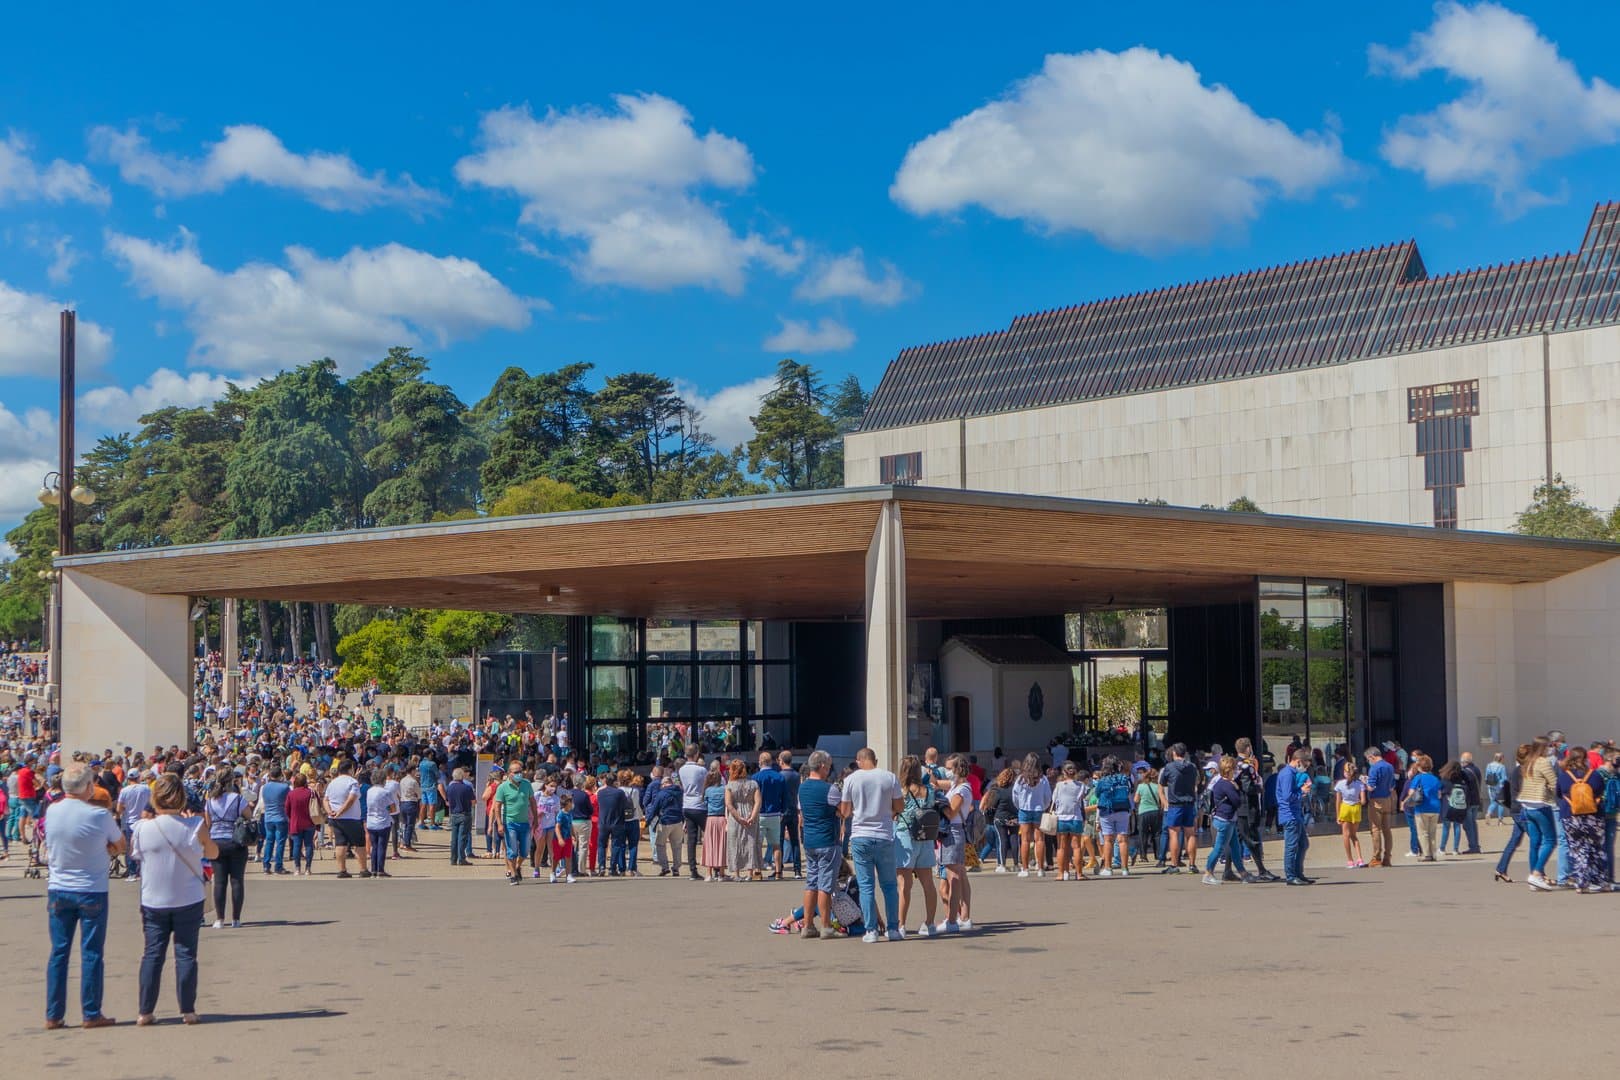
[1,821,1614,1078]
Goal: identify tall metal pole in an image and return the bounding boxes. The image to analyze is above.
[59,311,74,558]
[50,310,75,718]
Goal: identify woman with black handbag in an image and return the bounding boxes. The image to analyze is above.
[201,771,251,928]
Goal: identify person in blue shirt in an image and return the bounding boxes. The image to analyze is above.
[1402,755,1444,861]
[796,750,843,938]
[1363,746,1398,867]
[1276,749,1314,885]
[419,757,442,830]
[754,752,787,880]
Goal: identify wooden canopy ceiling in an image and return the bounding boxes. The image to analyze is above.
[57,487,1619,620]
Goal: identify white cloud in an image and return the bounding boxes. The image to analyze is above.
[89,123,440,211]
[455,94,801,292]
[106,230,533,376]
[0,132,109,207]
[1371,2,1620,207]
[794,248,910,306]
[762,316,855,355]
[30,233,80,285]
[0,281,113,376]
[79,368,236,431]
[890,48,1346,251]
[674,374,776,449]
[0,399,54,537]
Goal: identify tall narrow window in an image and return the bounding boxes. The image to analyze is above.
[1407,380,1479,528]
[880,451,923,486]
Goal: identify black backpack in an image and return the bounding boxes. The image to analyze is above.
[905,791,941,843]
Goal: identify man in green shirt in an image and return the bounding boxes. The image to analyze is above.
[493,760,537,885]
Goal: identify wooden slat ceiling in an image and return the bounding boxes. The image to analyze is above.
[57,487,1618,620]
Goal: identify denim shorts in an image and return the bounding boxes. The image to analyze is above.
[1099,811,1131,836]
[503,822,531,859]
[804,845,840,893]
[896,830,937,870]
[1016,809,1043,826]
[1057,818,1083,835]
[937,822,966,866]
[1164,804,1196,829]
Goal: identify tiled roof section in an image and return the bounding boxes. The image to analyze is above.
[863,202,1620,430]
[942,635,1075,666]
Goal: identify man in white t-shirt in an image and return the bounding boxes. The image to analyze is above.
[839,748,903,943]
[678,754,709,881]
[324,760,365,879]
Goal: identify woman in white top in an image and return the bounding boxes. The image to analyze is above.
[1050,761,1087,882]
[1011,754,1052,877]
[130,773,218,1026]
[936,754,975,933]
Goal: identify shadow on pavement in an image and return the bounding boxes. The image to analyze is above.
[195,1008,347,1024]
[238,919,338,928]
[955,920,1064,938]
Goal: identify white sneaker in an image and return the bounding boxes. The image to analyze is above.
[937,920,960,934]
[566,875,576,884]
[861,931,880,944]
[1119,868,1129,877]
[1099,867,1112,877]
[1036,868,1046,878]
[1017,868,1030,878]
[917,923,937,938]
[887,927,905,942]
[994,865,1008,874]
[957,919,972,931]
[1527,874,1553,892]
[1404,851,1420,858]
[212,920,223,930]
[1202,874,1220,885]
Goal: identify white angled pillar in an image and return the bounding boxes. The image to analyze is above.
[60,570,192,756]
[864,499,908,771]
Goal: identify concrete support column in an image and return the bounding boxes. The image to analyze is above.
[864,500,907,770]
[60,570,192,755]
[222,597,240,722]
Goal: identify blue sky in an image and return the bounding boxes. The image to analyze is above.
[3,1,1619,539]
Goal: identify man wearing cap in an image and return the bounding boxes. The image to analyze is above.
[1364,746,1397,867]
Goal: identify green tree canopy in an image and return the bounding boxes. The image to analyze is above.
[1514,475,1613,540]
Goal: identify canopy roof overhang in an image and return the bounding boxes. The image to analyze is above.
[55,486,1620,620]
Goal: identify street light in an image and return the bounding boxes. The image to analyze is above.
[70,483,96,506]
[37,471,61,507]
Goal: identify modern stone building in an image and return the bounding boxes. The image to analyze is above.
[848,202,1620,533]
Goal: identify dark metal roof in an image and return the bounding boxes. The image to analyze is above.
[863,202,1620,431]
[941,635,1076,666]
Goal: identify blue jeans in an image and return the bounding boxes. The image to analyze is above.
[1205,816,1243,875]
[123,824,138,878]
[1282,820,1308,880]
[260,819,288,871]
[781,813,800,874]
[46,889,110,1022]
[449,812,470,864]
[1463,807,1480,851]
[621,823,639,872]
[1440,817,1463,853]
[139,900,203,1016]
[1405,809,1421,854]
[288,827,316,871]
[1495,809,1527,876]
[1556,812,1569,882]
[609,826,630,874]
[849,836,900,933]
[1522,804,1557,876]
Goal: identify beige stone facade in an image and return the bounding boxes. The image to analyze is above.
[847,324,1620,533]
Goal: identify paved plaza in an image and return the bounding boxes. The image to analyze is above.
[1,827,1614,1077]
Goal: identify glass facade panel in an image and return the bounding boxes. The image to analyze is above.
[645,664,691,718]
[589,665,637,721]
[644,618,692,660]
[697,620,743,660]
[589,617,637,661]
[1079,609,1167,650]
[1260,657,1306,763]
[1259,580,1305,652]
[697,664,742,717]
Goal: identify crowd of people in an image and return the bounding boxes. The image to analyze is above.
[8,697,1620,1030]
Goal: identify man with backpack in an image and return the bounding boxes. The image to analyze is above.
[1458,752,1484,854]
